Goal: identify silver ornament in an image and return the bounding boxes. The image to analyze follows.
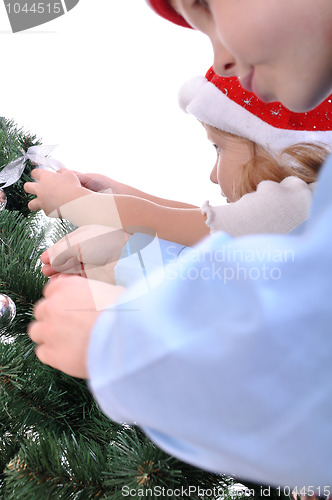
[0,188,7,211]
[0,294,16,329]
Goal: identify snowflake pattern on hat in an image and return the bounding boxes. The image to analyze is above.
[205,67,332,133]
[179,67,332,154]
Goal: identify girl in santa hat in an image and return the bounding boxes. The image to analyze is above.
[23,69,331,289]
[25,68,331,251]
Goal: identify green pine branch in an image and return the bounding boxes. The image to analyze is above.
[0,117,40,216]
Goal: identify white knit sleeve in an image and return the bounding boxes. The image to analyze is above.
[201,177,315,237]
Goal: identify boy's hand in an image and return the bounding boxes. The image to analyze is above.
[24,168,88,215]
[41,225,130,284]
[28,275,125,378]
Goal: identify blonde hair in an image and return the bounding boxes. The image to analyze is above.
[211,127,329,202]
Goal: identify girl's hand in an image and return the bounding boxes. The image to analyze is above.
[41,225,130,284]
[73,171,116,193]
[24,168,87,216]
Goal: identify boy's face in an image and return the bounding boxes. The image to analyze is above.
[170,0,332,112]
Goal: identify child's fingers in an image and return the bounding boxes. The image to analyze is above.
[49,274,60,283]
[49,273,73,283]
[72,171,88,182]
[43,266,78,281]
[42,264,59,277]
[73,171,98,189]
[28,199,42,211]
[53,168,78,180]
[51,257,83,275]
[42,257,81,276]
[29,168,44,180]
[40,250,50,264]
[30,168,57,181]
[23,181,38,195]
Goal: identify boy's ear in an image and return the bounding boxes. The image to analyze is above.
[4,0,80,33]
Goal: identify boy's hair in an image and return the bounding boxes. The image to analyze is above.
[213,127,329,201]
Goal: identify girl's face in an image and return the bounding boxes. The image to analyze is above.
[204,125,252,203]
[170,0,332,112]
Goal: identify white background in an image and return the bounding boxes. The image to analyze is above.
[0,0,224,206]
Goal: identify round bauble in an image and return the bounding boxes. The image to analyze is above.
[0,188,7,211]
[0,294,16,329]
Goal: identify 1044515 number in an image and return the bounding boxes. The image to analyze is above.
[5,3,62,14]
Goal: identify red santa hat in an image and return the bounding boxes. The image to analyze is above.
[179,67,332,154]
[145,0,191,28]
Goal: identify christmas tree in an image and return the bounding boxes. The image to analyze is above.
[0,118,294,499]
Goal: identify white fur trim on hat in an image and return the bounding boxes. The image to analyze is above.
[178,76,332,154]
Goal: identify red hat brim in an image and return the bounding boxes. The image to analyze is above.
[146,0,192,28]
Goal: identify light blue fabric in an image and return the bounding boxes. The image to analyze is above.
[114,233,188,288]
[88,154,332,489]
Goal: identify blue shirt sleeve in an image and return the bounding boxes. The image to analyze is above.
[88,154,332,490]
